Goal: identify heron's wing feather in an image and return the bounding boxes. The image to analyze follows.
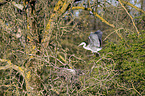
[89,33,100,47]
[94,30,103,46]
[94,30,103,40]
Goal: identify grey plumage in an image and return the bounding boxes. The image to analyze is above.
[79,30,103,53]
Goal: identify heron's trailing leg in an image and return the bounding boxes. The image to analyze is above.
[95,52,100,57]
[87,52,100,57]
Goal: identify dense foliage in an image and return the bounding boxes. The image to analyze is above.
[102,31,145,95]
[0,0,145,95]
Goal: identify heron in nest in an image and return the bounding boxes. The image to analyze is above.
[79,30,103,54]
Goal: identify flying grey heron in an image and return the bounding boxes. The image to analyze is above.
[79,30,103,53]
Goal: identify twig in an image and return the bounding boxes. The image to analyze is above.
[118,0,140,36]
[120,0,145,14]
[103,28,124,41]
[131,81,142,96]
[0,59,33,96]
[71,7,115,28]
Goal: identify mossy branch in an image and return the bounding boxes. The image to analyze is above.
[71,7,115,28]
[0,59,32,96]
[119,0,140,36]
[42,0,72,47]
[120,0,145,14]
[46,0,71,30]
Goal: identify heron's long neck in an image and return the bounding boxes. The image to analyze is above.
[83,43,91,50]
[83,43,86,48]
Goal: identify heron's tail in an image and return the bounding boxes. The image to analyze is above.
[97,47,102,51]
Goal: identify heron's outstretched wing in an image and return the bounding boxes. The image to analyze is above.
[88,33,100,48]
[94,30,103,46]
[88,30,102,48]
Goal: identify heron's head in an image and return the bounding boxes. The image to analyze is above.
[78,42,86,46]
